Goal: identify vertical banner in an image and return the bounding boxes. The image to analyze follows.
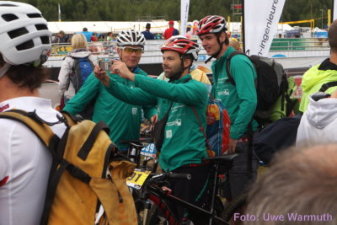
[332,0,337,21]
[244,0,285,56]
[180,0,190,36]
[58,3,61,22]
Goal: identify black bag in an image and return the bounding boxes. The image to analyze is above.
[253,115,301,165]
[152,104,172,152]
[226,52,288,125]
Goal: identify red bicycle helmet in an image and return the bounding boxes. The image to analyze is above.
[161,36,199,60]
[197,15,226,35]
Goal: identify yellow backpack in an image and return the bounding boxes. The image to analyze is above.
[0,110,137,225]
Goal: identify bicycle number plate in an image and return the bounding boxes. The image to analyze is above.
[126,170,151,190]
[140,143,157,159]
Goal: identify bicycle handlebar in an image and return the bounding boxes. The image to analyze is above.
[167,172,191,180]
[148,172,191,184]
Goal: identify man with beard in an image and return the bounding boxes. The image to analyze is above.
[95,36,209,224]
[64,30,155,152]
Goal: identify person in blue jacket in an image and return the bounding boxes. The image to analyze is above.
[142,23,155,40]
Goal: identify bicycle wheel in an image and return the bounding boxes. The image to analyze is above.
[222,194,247,224]
[213,196,226,225]
[144,203,168,225]
[144,199,182,225]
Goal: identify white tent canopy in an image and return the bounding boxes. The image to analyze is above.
[48,21,173,34]
[49,21,291,35]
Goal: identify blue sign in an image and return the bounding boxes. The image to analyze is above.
[140,143,157,158]
[198,54,207,62]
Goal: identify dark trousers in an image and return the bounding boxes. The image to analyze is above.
[168,164,210,224]
[225,141,257,200]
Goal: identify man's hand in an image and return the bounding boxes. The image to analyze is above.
[111,60,135,81]
[228,138,238,154]
[150,114,158,124]
[94,65,110,87]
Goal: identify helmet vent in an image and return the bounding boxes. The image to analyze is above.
[40,36,50,44]
[0,3,17,7]
[35,24,48,30]
[16,40,34,51]
[2,14,18,22]
[27,13,42,18]
[8,27,28,39]
[119,36,128,43]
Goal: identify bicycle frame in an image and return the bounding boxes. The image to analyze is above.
[142,154,239,225]
[146,182,230,225]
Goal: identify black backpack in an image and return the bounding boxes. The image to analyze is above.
[253,115,301,165]
[226,52,289,125]
[70,56,94,92]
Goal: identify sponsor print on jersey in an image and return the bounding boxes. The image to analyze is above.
[166,119,182,127]
[171,103,184,112]
[218,89,230,96]
[166,130,172,139]
[132,107,138,115]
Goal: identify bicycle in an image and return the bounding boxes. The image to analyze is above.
[139,154,245,225]
[120,138,157,170]
[123,139,160,224]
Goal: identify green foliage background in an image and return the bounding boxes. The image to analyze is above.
[15,0,334,27]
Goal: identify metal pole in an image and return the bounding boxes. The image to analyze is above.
[332,0,335,22]
[242,0,245,53]
[321,9,324,28]
[58,3,61,22]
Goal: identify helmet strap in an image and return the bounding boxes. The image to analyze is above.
[0,63,11,78]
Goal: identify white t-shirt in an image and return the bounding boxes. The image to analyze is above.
[0,97,66,225]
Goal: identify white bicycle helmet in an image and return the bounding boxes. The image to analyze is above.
[0,1,51,76]
[116,30,145,47]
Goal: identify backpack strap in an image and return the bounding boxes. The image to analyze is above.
[64,55,74,91]
[225,51,246,85]
[319,81,337,92]
[0,109,56,146]
[0,109,100,224]
[61,111,78,126]
[68,56,81,92]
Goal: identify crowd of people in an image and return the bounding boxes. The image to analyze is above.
[51,20,181,45]
[2,1,337,225]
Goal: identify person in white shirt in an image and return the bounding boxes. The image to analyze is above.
[0,2,66,225]
[296,90,337,146]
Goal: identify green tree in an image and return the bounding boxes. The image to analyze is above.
[15,0,335,28]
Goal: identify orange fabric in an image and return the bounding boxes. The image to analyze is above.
[91,161,137,225]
